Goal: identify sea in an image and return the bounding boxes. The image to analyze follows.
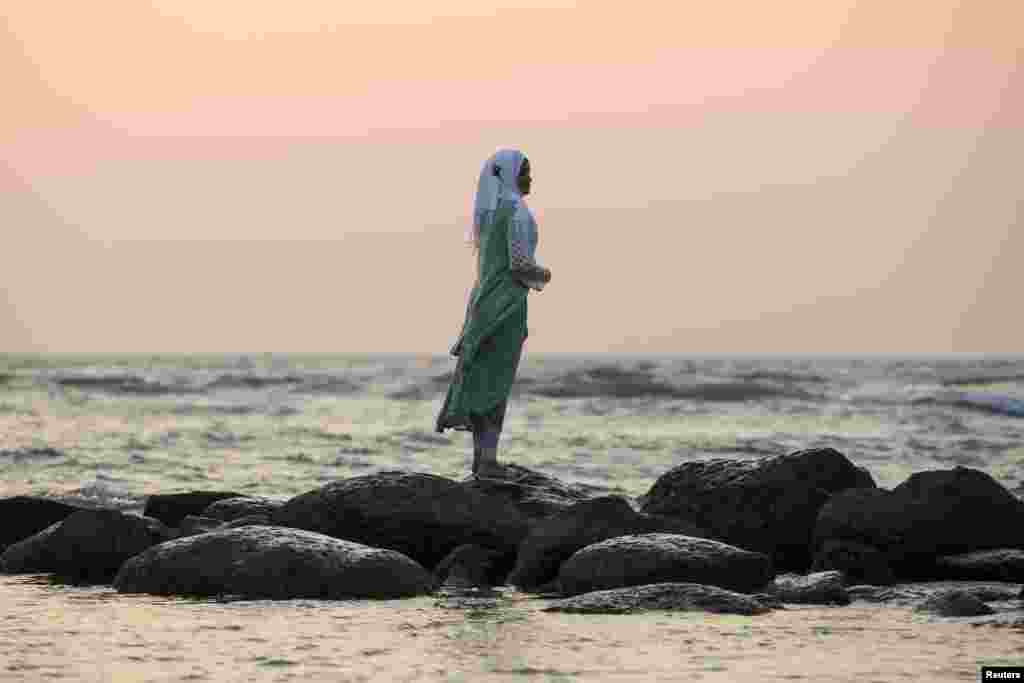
[1,353,1022,681]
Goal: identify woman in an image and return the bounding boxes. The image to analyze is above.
[435,149,551,480]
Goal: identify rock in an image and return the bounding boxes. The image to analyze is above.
[641,448,875,570]
[542,582,775,615]
[846,581,1021,606]
[177,515,223,538]
[201,496,284,522]
[508,496,707,590]
[1,509,170,581]
[811,538,895,585]
[813,467,1024,579]
[433,544,503,589]
[272,469,592,571]
[114,526,433,599]
[914,590,995,617]
[143,491,247,528]
[0,496,84,553]
[932,549,1024,582]
[769,571,849,605]
[557,533,774,596]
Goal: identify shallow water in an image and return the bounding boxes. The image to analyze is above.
[2,354,1023,507]
[2,354,1023,681]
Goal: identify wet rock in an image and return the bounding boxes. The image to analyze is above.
[1,509,171,581]
[542,582,775,615]
[177,515,223,538]
[508,496,707,590]
[433,544,503,589]
[811,538,895,585]
[641,448,875,570]
[143,491,247,528]
[201,496,284,522]
[557,533,773,596]
[273,469,593,571]
[932,549,1024,582]
[0,496,84,553]
[768,571,849,605]
[813,467,1024,579]
[114,526,433,599]
[914,590,995,617]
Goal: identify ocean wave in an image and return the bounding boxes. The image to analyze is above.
[54,372,191,395]
[527,363,815,401]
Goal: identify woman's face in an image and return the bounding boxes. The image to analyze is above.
[517,158,532,196]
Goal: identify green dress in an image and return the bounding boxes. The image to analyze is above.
[436,199,529,433]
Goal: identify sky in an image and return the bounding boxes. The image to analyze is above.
[2,0,1021,354]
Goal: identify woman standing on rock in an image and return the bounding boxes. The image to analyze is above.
[436,149,551,481]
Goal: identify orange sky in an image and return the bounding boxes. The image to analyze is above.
[2,1,1021,353]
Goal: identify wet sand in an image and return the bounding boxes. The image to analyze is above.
[2,577,1021,682]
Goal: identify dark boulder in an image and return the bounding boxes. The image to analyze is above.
[508,495,707,590]
[0,509,170,581]
[768,570,850,605]
[542,582,775,615]
[201,496,284,522]
[932,549,1024,582]
[114,526,433,599]
[641,448,875,570]
[143,491,247,528]
[0,496,84,553]
[272,469,594,571]
[813,467,1024,579]
[557,533,774,596]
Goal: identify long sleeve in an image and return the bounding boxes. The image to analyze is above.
[508,213,549,291]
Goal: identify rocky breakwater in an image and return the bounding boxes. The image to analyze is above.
[1,453,1022,622]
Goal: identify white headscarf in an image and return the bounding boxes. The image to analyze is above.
[467,148,526,247]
